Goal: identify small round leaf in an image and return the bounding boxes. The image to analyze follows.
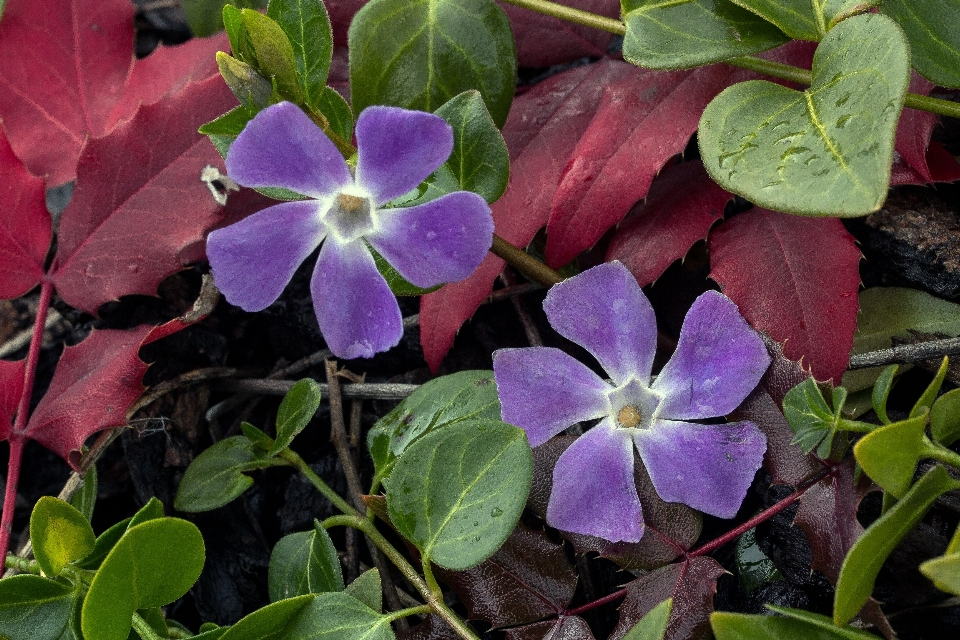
[30,496,96,577]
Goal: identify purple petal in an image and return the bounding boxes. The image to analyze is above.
[652,291,770,420]
[547,420,644,543]
[207,201,323,311]
[367,192,493,288]
[311,239,402,359]
[494,348,611,447]
[226,102,351,197]
[354,106,453,205]
[543,262,657,386]
[634,419,766,518]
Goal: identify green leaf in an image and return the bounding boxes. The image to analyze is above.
[385,419,532,570]
[267,0,333,107]
[217,52,275,109]
[622,598,673,640]
[185,0,268,38]
[699,13,910,217]
[242,9,302,102]
[268,522,344,602]
[931,388,960,446]
[735,529,781,593]
[921,553,960,596]
[348,0,516,128]
[712,606,880,639]
[783,377,838,456]
[834,465,960,625]
[434,91,509,204]
[271,378,322,455]
[368,245,442,297]
[621,0,789,70]
[871,365,898,425]
[69,466,97,523]
[75,518,131,571]
[910,356,949,418]
[200,105,260,138]
[729,0,878,41]
[852,414,926,498]
[0,575,77,640]
[219,593,394,640]
[30,497,96,577]
[367,370,501,486]
[175,436,258,512]
[317,87,354,142]
[882,0,960,88]
[241,421,276,450]
[344,569,382,613]
[128,497,165,530]
[81,518,206,640]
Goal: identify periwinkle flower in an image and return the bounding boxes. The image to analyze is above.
[493,262,770,543]
[207,102,493,359]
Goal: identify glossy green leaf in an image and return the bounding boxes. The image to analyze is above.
[622,598,673,640]
[434,91,509,204]
[267,0,333,107]
[30,497,95,577]
[242,9,302,102]
[217,52,275,109]
[729,0,878,41]
[783,377,838,456]
[871,365,897,425]
[344,569,382,613]
[76,518,131,571]
[184,1,268,38]
[219,593,394,640]
[386,419,532,570]
[712,606,879,639]
[852,415,926,498]
[621,0,789,70]
[81,518,205,640]
[0,575,77,640]
[348,0,516,128]
[317,87,354,142]
[175,436,258,512]
[268,522,344,602]
[367,370,501,486]
[270,378,322,455]
[699,13,910,217]
[69,466,97,523]
[910,356,949,419]
[735,529,781,593]
[834,465,960,625]
[931,388,960,447]
[882,0,960,88]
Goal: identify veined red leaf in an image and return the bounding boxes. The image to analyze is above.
[504,616,595,640]
[891,141,960,185]
[499,0,620,67]
[0,129,51,299]
[607,161,731,287]
[545,64,737,268]
[0,359,25,442]
[894,72,938,183]
[611,557,724,640]
[420,59,636,371]
[50,76,237,314]
[708,209,862,383]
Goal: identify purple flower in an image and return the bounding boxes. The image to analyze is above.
[207,102,493,359]
[493,262,770,543]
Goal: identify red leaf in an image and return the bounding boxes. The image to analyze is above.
[0,129,51,299]
[891,140,960,185]
[545,65,737,268]
[420,59,636,371]
[50,76,237,314]
[607,161,731,287]
[894,72,938,183]
[504,616,595,640]
[708,209,862,383]
[0,359,25,442]
[610,557,725,640]
[499,0,620,67]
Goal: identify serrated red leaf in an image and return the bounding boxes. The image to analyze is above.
[0,130,51,299]
[891,140,960,185]
[607,161,731,287]
[49,76,237,314]
[436,524,578,628]
[544,65,738,268]
[894,73,938,183]
[499,0,620,67]
[504,616,595,640]
[0,359,25,443]
[420,59,636,371]
[611,557,725,640]
[708,209,861,383]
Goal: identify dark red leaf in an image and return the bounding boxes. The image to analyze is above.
[50,76,237,314]
[396,615,457,640]
[499,0,620,67]
[894,72,938,183]
[0,359,25,442]
[610,557,725,640]
[0,130,51,299]
[504,616,595,640]
[607,161,731,287]
[891,140,960,185]
[420,59,636,371]
[436,524,577,628]
[544,65,738,268]
[708,209,862,383]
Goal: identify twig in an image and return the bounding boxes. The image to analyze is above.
[847,336,960,369]
[0,308,62,358]
[217,379,420,400]
[502,269,544,347]
[490,235,563,288]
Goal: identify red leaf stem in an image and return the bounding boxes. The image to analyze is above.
[565,587,628,617]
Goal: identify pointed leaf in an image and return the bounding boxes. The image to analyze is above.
[344,569,382,613]
[504,616,595,640]
[0,575,77,640]
[30,497,96,577]
[783,378,840,456]
[699,13,911,216]
[267,0,334,107]
[910,356,949,418]
[174,436,259,512]
[271,378,322,455]
[622,0,789,69]
[623,599,673,640]
[70,466,98,523]
[242,9,302,102]
[881,0,960,88]
[268,523,345,602]
[853,415,926,498]
[712,606,880,640]
[931,389,960,447]
[730,0,878,41]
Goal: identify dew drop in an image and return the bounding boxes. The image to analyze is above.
[490,507,503,518]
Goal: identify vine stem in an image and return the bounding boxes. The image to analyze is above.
[490,235,563,287]
[0,277,54,564]
[498,0,960,119]
[131,611,166,640]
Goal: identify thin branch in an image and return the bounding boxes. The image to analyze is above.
[502,269,544,347]
[848,336,960,369]
[217,379,420,400]
[490,235,563,287]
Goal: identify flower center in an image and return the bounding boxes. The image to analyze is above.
[323,190,375,244]
[605,378,662,431]
[617,405,642,428]
[337,193,366,212]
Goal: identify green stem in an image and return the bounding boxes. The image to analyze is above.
[278,449,359,517]
[4,553,40,574]
[499,0,960,119]
[836,419,875,434]
[387,605,433,622]
[422,556,442,598]
[131,612,166,640]
[922,438,960,470]
[490,235,563,287]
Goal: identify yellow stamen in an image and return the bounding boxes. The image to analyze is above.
[337,193,365,212]
[617,405,642,429]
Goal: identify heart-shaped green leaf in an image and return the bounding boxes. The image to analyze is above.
[852,415,926,498]
[267,0,334,107]
[699,13,910,217]
[268,522,344,602]
[730,0,878,40]
[385,419,532,570]
[81,518,205,640]
[0,575,77,640]
[882,0,960,88]
[30,497,96,577]
[621,0,789,69]
[271,378,322,455]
